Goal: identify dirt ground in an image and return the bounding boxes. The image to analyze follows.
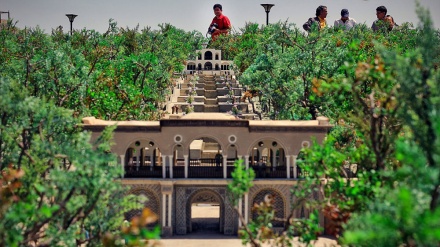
[160,204,339,247]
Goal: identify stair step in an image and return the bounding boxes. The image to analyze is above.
[205,99,218,105]
[205,84,216,90]
[205,90,217,98]
[204,106,219,112]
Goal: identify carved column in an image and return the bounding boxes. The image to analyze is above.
[168,193,172,227]
[150,153,154,171]
[119,154,125,178]
[244,155,249,170]
[184,155,189,178]
[272,149,276,170]
[293,155,298,179]
[223,155,228,179]
[286,155,291,179]
[160,182,174,237]
[238,196,242,227]
[244,192,249,224]
[237,155,243,166]
[136,148,142,171]
[162,194,166,226]
[168,155,174,179]
[162,157,166,179]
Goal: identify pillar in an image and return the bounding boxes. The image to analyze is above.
[272,149,276,171]
[286,155,291,179]
[160,183,174,236]
[244,193,249,224]
[244,155,250,170]
[137,148,142,171]
[223,155,228,179]
[238,196,243,227]
[293,155,298,179]
[168,155,174,179]
[150,153,154,171]
[119,154,125,178]
[184,155,189,178]
[162,157,166,179]
[168,194,172,227]
[162,194,166,226]
[237,155,243,162]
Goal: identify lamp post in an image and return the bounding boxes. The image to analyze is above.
[260,4,274,25]
[65,14,77,35]
[0,11,10,20]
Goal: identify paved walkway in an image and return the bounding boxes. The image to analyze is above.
[161,234,339,247]
[160,205,339,247]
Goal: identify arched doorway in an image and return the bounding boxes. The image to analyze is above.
[186,189,224,234]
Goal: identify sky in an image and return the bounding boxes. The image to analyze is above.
[2,0,440,35]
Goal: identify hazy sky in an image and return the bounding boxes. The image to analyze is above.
[2,0,440,34]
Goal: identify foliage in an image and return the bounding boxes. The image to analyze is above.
[340,5,440,246]
[0,21,205,121]
[228,4,440,247]
[0,78,158,246]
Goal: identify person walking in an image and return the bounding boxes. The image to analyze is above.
[303,5,328,32]
[334,9,357,31]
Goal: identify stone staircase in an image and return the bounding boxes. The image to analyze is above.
[203,75,219,112]
[169,73,259,120]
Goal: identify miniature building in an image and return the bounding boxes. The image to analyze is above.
[82,48,333,237]
[185,48,234,76]
[83,114,332,236]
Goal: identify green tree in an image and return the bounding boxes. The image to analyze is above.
[0,78,158,246]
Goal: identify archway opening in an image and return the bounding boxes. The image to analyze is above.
[191,202,220,233]
[204,62,212,70]
[124,140,162,178]
[187,189,224,235]
[188,137,223,178]
[204,51,213,60]
[249,139,287,178]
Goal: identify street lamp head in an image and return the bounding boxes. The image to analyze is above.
[65,14,78,23]
[261,4,275,13]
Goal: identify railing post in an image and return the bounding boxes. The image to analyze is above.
[293,155,298,179]
[184,155,189,178]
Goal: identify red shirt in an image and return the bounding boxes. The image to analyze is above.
[210,14,231,39]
